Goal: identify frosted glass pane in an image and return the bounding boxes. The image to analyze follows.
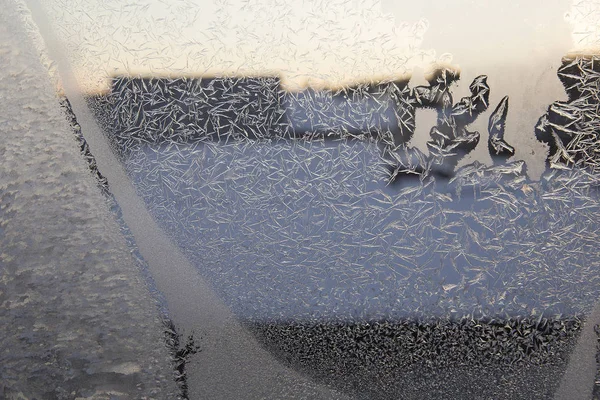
[4,0,600,398]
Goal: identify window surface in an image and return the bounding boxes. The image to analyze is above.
[2,0,600,398]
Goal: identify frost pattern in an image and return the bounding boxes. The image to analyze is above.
[536,55,600,171]
[0,2,178,396]
[566,0,600,49]
[84,62,600,324]
[30,0,600,397]
[41,0,439,93]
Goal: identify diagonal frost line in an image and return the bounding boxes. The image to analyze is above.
[22,1,349,398]
[554,303,600,400]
